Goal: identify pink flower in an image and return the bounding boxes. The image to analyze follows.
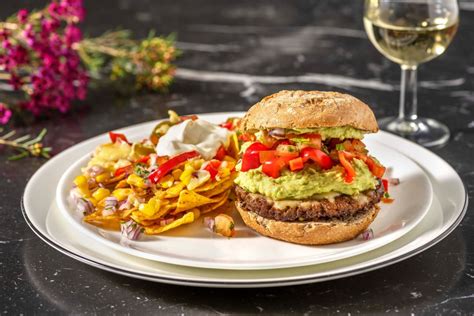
[64,25,82,46]
[17,9,29,23]
[0,103,12,125]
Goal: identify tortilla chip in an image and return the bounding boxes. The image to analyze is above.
[199,191,230,214]
[227,132,240,159]
[200,178,233,198]
[195,175,230,192]
[174,190,215,214]
[144,212,195,234]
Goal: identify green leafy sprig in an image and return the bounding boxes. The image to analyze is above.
[0,128,51,160]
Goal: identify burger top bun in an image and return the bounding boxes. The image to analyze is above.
[239,90,379,133]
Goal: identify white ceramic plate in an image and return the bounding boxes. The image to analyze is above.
[55,113,432,270]
[22,112,467,287]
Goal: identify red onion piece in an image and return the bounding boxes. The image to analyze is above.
[361,228,374,241]
[388,178,400,185]
[268,128,286,138]
[120,220,143,240]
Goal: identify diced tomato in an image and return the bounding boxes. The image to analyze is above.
[262,157,286,178]
[301,147,333,169]
[259,150,276,163]
[180,114,198,121]
[366,157,386,178]
[114,165,132,177]
[351,139,366,152]
[136,155,150,164]
[342,140,354,152]
[302,133,322,149]
[382,197,394,204]
[204,160,221,179]
[241,142,269,172]
[109,132,130,144]
[275,144,299,162]
[214,146,227,160]
[148,151,200,183]
[338,151,356,183]
[289,157,304,171]
[156,156,168,166]
[382,179,389,192]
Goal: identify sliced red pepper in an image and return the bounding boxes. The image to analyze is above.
[241,142,269,172]
[338,151,356,183]
[114,165,132,177]
[214,146,227,161]
[148,151,200,183]
[180,114,198,121]
[258,150,276,163]
[289,157,304,171]
[382,179,389,192]
[136,155,150,164]
[351,139,366,152]
[204,160,221,179]
[366,157,386,178]
[262,157,286,178]
[109,131,130,144]
[301,147,333,169]
[382,197,394,204]
[219,121,233,130]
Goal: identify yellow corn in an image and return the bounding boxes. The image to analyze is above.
[92,188,110,202]
[112,188,133,201]
[159,174,174,188]
[74,175,90,196]
[223,155,236,163]
[179,164,194,185]
[171,169,182,179]
[95,173,110,183]
[165,182,186,198]
[138,197,161,217]
[126,174,148,188]
[218,167,231,178]
[192,159,204,170]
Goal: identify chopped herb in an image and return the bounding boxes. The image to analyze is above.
[384,192,391,198]
[336,144,345,151]
[134,163,150,177]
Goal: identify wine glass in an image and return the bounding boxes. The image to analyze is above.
[364,0,459,147]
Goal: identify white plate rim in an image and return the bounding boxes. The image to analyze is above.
[21,112,468,287]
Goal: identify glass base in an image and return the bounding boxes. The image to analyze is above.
[378,116,450,147]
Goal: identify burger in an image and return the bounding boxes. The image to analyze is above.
[234,90,386,245]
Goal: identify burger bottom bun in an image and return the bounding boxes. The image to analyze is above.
[236,202,379,245]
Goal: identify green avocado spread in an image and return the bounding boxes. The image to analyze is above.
[289,126,365,140]
[235,159,377,200]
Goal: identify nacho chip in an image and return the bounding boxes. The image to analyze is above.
[144,212,195,234]
[175,190,216,214]
[200,178,233,198]
[194,175,230,192]
[227,132,240,159]
[200,191,230,214]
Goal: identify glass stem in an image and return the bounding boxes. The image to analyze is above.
[398,65,418,121]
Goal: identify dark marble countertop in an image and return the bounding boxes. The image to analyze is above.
[1,0,473,314]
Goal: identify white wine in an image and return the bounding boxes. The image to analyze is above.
[364,17,458,66]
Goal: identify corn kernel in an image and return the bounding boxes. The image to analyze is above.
[126,174,147,188]
[139,197,161,217]
[95,173,110,183]
[179,164,194,185]
[192,159,204,170]
[171,169,182,179]
[223,155,236,163]
[159,174,174,188]
[112,188,133,201]
[74,175,90,196]
[92,188,110,202]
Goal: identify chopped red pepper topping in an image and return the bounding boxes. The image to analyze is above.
[289,157,304,171]
[148,151,200,183]
[204,160,221,179]
[262,157,286,178]
[338,151,356,183]
[241,142,269,172]
[109,131,130,144]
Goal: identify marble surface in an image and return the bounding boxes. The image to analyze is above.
[1,0,473,314]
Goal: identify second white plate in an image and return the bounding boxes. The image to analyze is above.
[55,113,432,270]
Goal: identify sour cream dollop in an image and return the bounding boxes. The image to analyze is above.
[156,119,231,160]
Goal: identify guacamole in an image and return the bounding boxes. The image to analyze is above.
[289,126,365,140]
[235,159,377,200]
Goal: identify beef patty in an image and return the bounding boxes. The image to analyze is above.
[234,184,384,222]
